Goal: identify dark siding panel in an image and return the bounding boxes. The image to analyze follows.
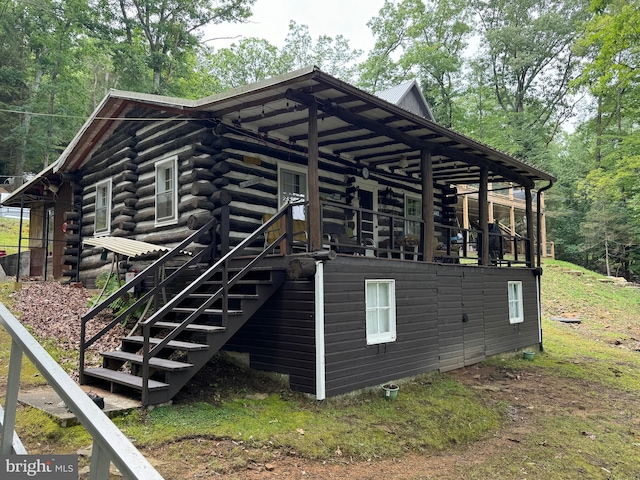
[483,270,540,356]
[323,258,439,397]
[437,269,464,372]
[224,279,316,394]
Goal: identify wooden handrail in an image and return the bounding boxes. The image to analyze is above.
[0,303,163,479]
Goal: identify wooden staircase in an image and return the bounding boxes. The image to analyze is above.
[79,205,299,405]
[83,266,285,405]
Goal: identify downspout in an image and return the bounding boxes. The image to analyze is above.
[314,260,326,400]
[535,180,554,352]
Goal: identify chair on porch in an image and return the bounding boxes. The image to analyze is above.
[262,213,308,252]
[323,222,372,255]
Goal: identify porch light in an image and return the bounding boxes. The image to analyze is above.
[399,155,409,169]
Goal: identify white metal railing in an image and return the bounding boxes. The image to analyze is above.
[0,302,164,480]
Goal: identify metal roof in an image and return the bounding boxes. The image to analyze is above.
[376,79,435,121]
[9,66,553,203]
[83,237,171,258]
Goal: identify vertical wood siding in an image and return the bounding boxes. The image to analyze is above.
[323,258,439,397]
[322,257,540,397]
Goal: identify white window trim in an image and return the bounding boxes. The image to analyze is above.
[508,280,524,324]
[365,279,397,345]
[94,179,112,237]
[278,163,308,220]
[405,194,422,236]
[155,155,179,227]
[278,164,307,206]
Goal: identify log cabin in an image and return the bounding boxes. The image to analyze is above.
[2,66,555,405]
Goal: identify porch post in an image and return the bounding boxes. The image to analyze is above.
[478,167,489,266]
[421,149,435,261]
[540,193,548,258]
[308,100,322,251]
[525,186,534,267]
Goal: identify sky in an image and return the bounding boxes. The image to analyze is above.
[204,0,386,57]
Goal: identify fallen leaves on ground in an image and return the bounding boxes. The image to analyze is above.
[10,281,125,380]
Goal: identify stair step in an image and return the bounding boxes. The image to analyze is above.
[203,279,274,286]
[124,336,209,351]
[154,321,226,334]
[101,351,193,371]
[83,368,169,391]
[187,293,259,300]
[171,307,243,315]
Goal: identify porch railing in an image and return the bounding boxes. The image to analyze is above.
[79,217,218,382]
[0,302,163,479]
[320,200,532,267]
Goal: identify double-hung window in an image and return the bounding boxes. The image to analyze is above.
[95,179,112,236]
[405,195,422,236]
[365,279,397,344]
[155,156,178,226]
[508,281,524,324]
[279,166,307,220]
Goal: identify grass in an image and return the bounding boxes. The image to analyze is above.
[0,217,29,254]
[117,373,502,460]
[2,257,640,478]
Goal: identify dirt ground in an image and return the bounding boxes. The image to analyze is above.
[142,362,627,480]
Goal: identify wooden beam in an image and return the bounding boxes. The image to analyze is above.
[308,101,322,251]
[285,88,535,189]
[478,167,489,266]
[525,186,534,267]
[421,149,435,262]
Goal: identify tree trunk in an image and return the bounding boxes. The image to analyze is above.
[15,66,43,187]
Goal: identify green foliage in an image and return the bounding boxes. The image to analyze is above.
[95,0,256,95]
[90,271,146,322]
[359,0,471,127]
[204,20,363,90]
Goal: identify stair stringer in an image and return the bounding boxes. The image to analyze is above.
[161,271,286,401]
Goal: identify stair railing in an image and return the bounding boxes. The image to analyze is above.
[139,203,297,404]
[79,218,217,383]
[0,302,163,479]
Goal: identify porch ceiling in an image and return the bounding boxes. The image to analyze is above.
[190,67,555,189]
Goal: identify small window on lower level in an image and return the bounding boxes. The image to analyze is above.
[508,281,524,324]
[365,279,397,344]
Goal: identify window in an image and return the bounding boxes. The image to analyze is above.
[279,166,307,220]
[405,195,421,236]
[508,281,524,324]
[95,180,112,235]
[155,156,178,225]
[365,279,397,344]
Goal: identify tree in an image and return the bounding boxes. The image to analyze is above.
[204,21,363,90]
[95,0,256,94]
[206,38,289,90]
[360,0,472,127]
[0,0,94,185]
[468,0,589,164]
[280,21,362,83]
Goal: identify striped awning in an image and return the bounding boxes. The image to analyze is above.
[83,237,171,258]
